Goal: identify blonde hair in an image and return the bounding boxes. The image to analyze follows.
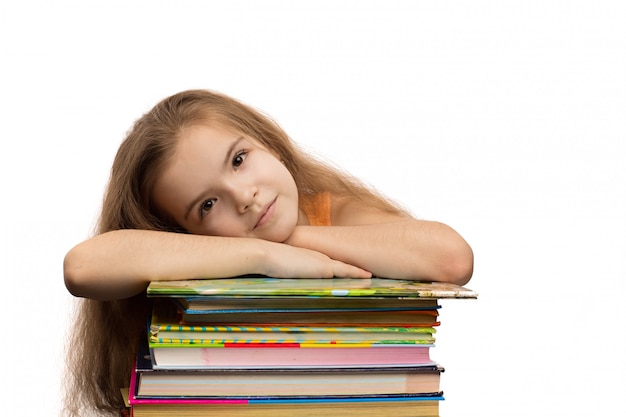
[63,89,407,416]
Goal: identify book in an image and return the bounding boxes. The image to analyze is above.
[129,397,442,417]
[150,327,435,347]
[137,368,443,398]
[176,310,440,326]
[147,277,478,299]
[149,299,438,345]
[135,339,443,398]
[155,295,441,327]
[178,296,441,314]
[150,344,434,370]
[150,327,436,345]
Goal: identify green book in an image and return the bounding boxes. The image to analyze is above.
[147,277,478,299]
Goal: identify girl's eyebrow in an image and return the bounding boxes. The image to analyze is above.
[183,136,246,222]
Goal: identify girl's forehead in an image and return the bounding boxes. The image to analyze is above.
[177,123,270,153]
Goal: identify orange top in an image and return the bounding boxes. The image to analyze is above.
[301,192,332,226]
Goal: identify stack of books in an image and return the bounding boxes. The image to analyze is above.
[125,277,477,417]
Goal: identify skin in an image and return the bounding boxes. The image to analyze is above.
[64,123,473,301]
[152,124,303,242]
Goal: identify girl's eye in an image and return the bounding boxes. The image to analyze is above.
[200,198,216,218]
[233,150,248,168]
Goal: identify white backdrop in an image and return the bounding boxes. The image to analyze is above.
[1,1,624,416]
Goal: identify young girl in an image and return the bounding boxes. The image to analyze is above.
[62,89,473,416]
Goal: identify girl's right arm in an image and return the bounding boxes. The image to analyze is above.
[63,229,370,301]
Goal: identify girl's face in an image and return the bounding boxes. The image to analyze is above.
[152,123,301,242]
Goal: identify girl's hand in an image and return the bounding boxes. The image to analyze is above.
[262,242,372,279]
[282,221,473,285]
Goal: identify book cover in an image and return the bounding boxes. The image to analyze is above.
[177,296,441,315]
[151,335,436,347]
[130,397,442,417]
[180,308,440,332]
[149,343,434,370]
[147,277,478,299]
[136,361,443,398]
[177,310,440,326]
[151,298,439,329]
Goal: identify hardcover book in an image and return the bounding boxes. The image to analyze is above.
[147,277,478,299]
[129,398,442,417]
[135,338,443,398]
[149,344,434,370]
[177,296,441,315]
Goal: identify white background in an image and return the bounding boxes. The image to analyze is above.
[1,1,625,416]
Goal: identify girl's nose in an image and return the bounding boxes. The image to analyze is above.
[233,183,258,214]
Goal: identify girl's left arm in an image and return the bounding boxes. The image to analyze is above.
[286,197,473,285]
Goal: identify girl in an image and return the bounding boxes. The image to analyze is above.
[62,89,473,416]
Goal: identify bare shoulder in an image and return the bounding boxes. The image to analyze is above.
[329,194,408,226]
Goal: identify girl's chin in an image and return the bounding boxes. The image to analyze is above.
[258,224,297,243]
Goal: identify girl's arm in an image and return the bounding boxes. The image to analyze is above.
[285,197,474,285]
[63,229,370,301]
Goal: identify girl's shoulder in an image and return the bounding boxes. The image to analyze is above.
[301,192,408,227]
[301,192,332,226]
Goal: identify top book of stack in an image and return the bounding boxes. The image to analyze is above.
[146,276,478,300]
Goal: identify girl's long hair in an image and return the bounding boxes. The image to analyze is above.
[62,89,407,416]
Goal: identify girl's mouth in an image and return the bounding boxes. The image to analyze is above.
[254,197,277,230]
